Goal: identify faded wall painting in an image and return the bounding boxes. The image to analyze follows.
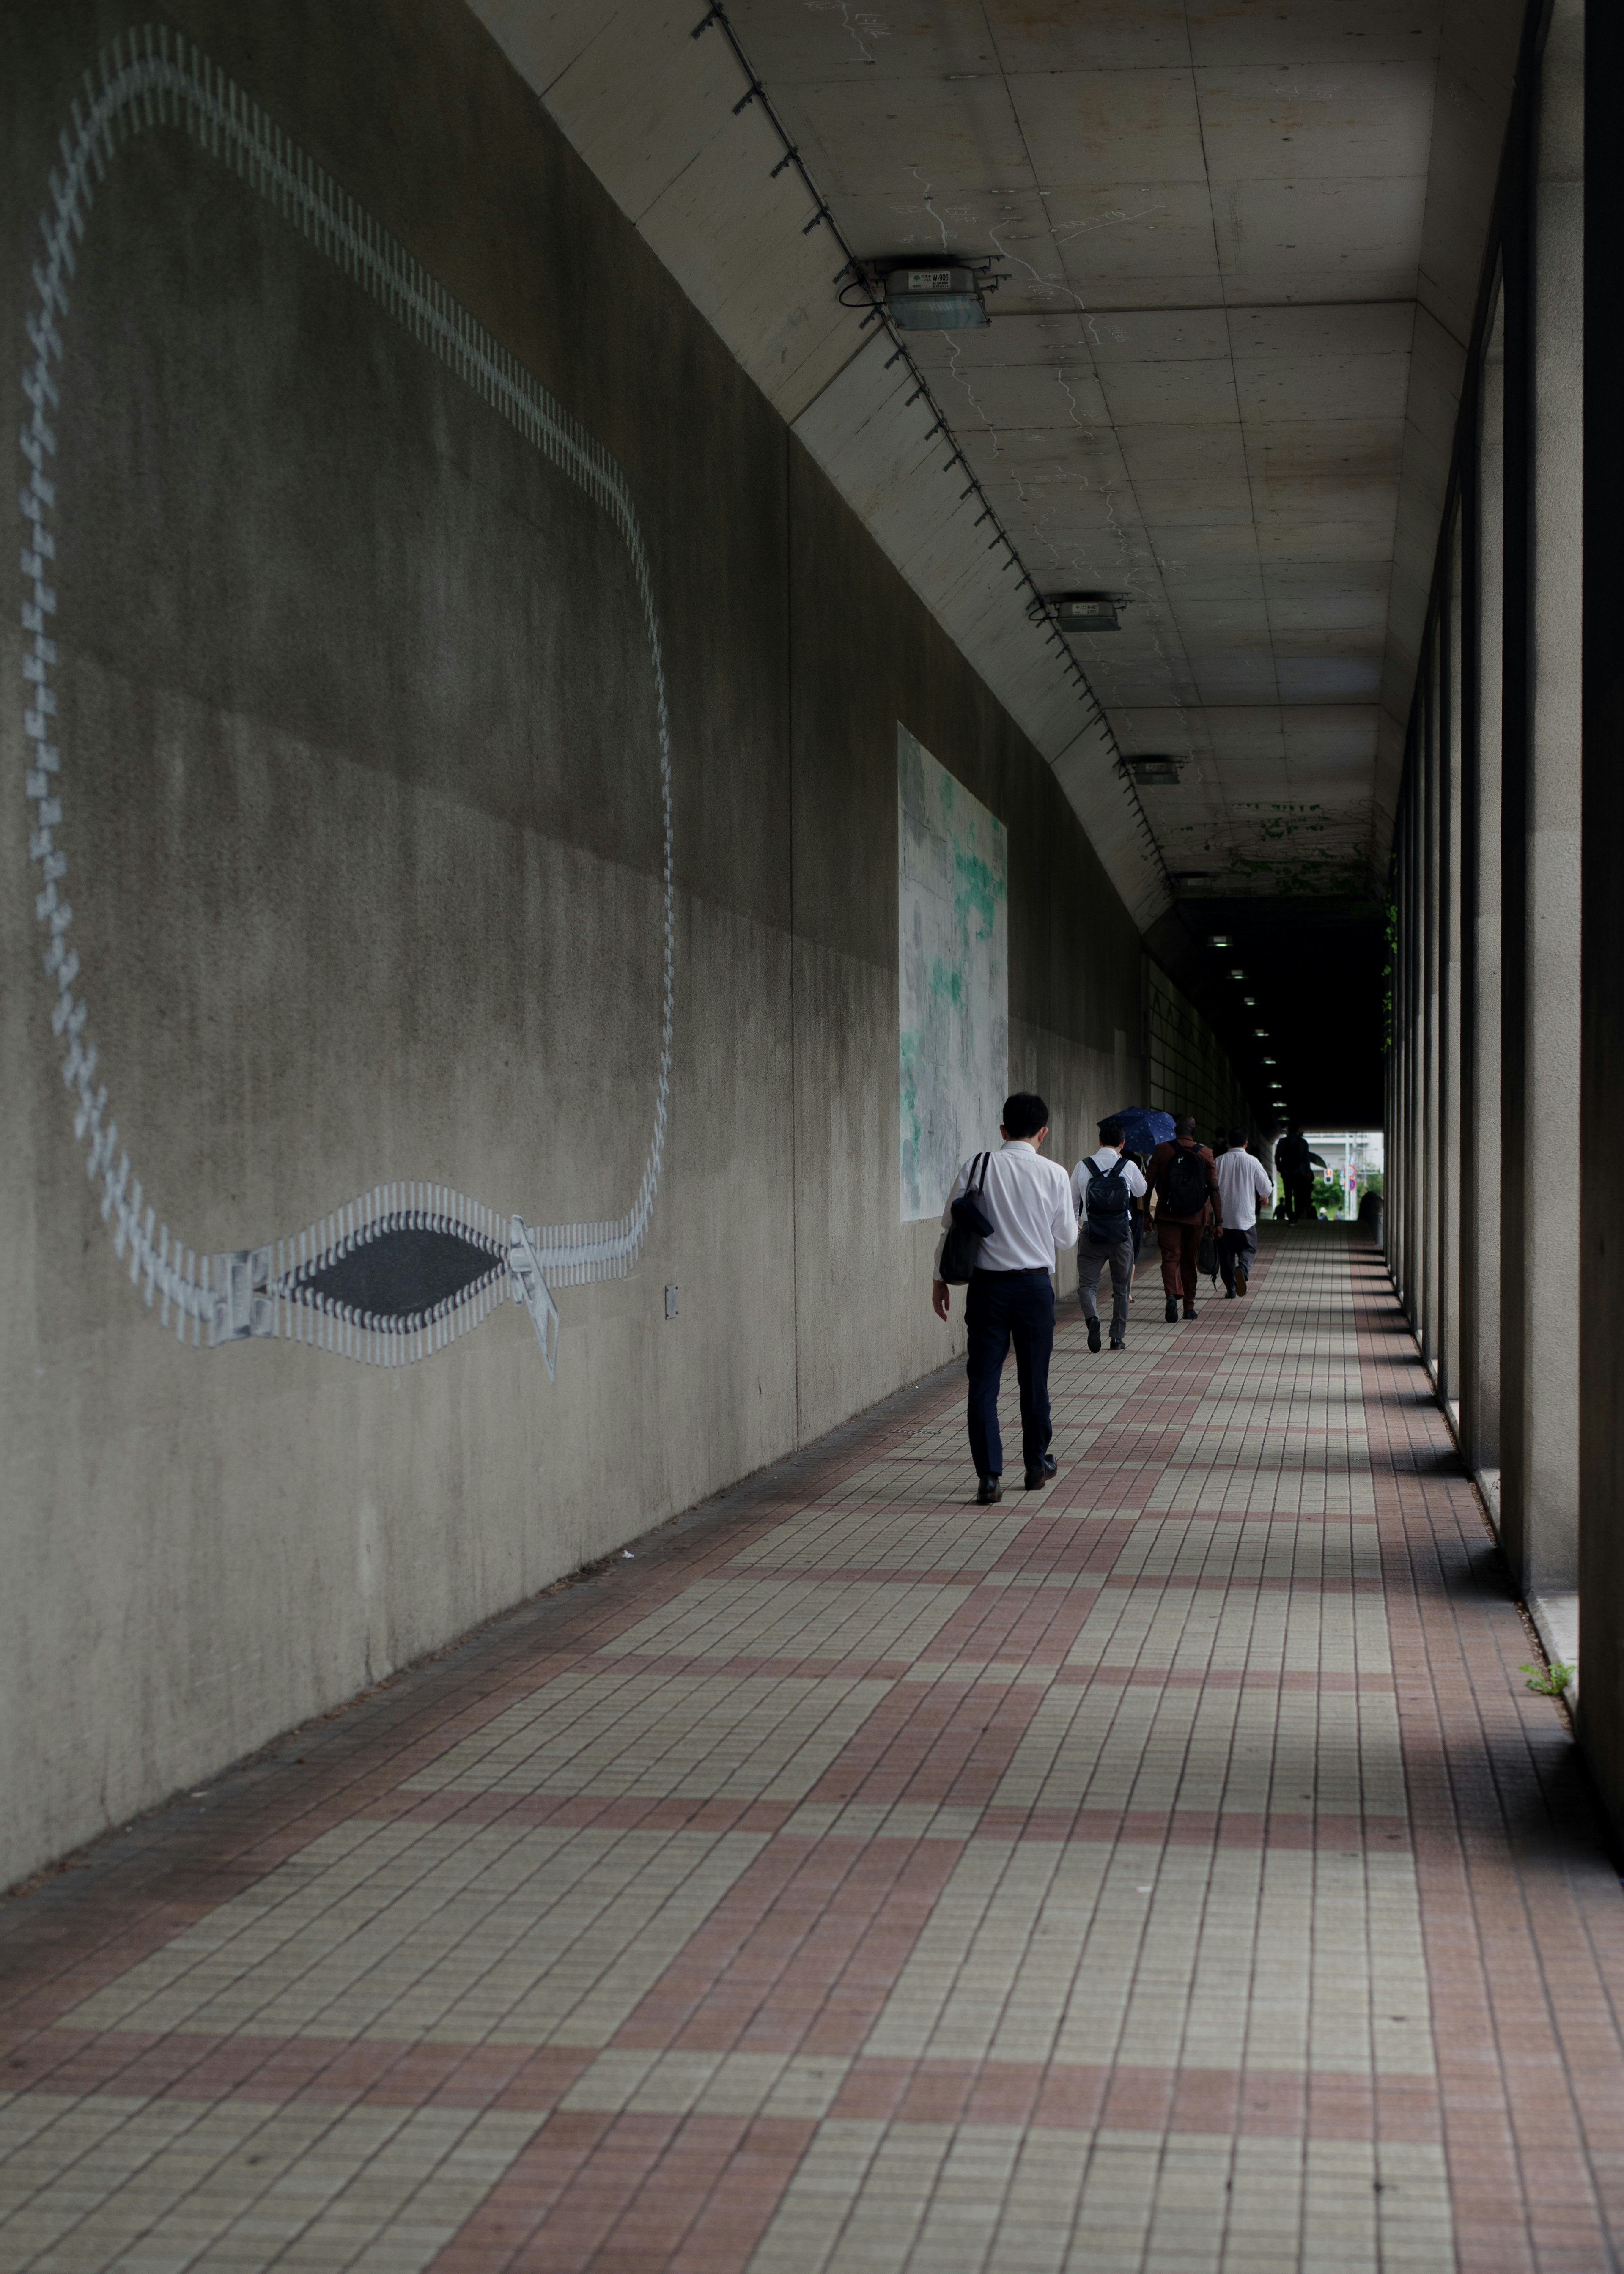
[19,31,674,1381]
[898,727,1008,1221]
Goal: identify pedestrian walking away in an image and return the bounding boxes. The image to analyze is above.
[1213,1127,1274,1297]
[1275,1124,1327,1223]
[933,1092,1078,1504]
[1147,1116,1220,1322]
[1072,1119,1146,1352]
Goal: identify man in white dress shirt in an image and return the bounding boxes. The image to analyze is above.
[1072,1119,1147,1353]
[932,1092,1079,1505]
[1213,1127,1274,1296]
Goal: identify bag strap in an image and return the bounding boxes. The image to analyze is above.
[974,1151,990,1192]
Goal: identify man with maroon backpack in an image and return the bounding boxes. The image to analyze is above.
[1147,1116,1220,1322]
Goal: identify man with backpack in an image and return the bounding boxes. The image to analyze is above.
[931,1092,1078,1505]
[1147,1116,1221,1322]
[1071,1118,1146,1352]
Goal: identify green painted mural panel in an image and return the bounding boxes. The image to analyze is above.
[898,727,1009,1221]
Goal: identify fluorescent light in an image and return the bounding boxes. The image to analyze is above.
[884,265,990,330]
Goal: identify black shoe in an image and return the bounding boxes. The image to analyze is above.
[1165,1298,1179,1322]
[1184,1303,1198,1320]
[1224,1286,1237,1299]
[1086,1317,1102,1353]
[1024,1454,1058,1490]
[977,1476,1002,1505]
[1110,1336,1126,1350]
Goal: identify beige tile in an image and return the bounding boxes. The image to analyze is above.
[61,1821,765,2046]
[0,2099,540,2274]
[406,1666,890,1798]
[743,2120,1451,2272]
[864,1836,1433,2076]
[599,1575,972,1663]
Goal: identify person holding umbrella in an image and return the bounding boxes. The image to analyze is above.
[1100,1107,1172,1272]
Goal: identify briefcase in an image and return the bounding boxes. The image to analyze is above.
[939,1154,994,1284]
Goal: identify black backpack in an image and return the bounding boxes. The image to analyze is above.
[1162,1143,1209,1217]
[939,1154,995,1284]
[1084,1155,1130,1241]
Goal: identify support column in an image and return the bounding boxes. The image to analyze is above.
[1581,0,1624,1832]
[1387,819,1402,1290]
[1440,513,1463,1423]
[1401,771,1418,1317]
[1421,644,1440,1369]
[1385,819,1401,1288]
[1463,293,1504,1505]
[1504,0,1582,1603]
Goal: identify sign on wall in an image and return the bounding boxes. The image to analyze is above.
[898,727,1009,1221]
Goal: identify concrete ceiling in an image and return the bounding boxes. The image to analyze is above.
[470,0,1524,944]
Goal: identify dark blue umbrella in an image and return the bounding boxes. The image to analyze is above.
[1104,1106,1175,1155]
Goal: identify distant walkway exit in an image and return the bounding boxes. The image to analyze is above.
[0,1228,1621,2271]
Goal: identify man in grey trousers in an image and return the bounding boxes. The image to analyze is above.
[1070,1119,1146,1352]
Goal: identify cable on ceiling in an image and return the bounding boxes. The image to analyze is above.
[689,0,1173,904]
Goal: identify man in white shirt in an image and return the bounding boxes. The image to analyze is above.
[1213,1127,1274,1297]
[1071,1119,1147,1352]
[932,1092,1078,1505]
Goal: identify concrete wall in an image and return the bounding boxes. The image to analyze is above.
[0,0,1165,1884]
[1143,963,1252,1143]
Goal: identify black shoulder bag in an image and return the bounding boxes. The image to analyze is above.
[939,1153,994,1284]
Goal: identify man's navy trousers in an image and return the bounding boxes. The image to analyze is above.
[965,1266,1054,1481]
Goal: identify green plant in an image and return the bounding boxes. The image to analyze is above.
[1520,1661,1574,1697]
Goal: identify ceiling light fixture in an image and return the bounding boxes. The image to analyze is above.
[863,258,1002,331]
[1210,934,1232,949]
[1030,590,1128,634]
[1117,754,1183,787]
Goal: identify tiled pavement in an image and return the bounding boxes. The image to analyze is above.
[3,1227,1624,2272]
